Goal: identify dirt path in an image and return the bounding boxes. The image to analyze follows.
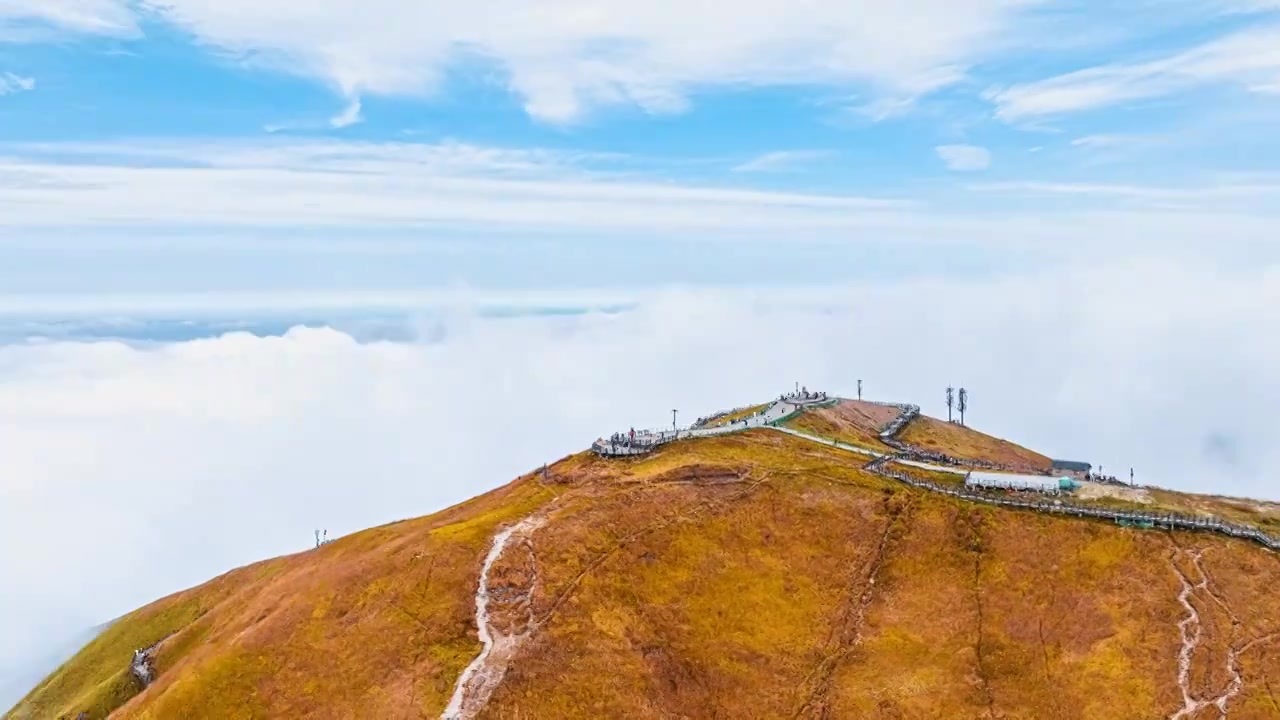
[1191,552,1246,718]
[1169,550,1208,720]
[442,515,548,720]
[1168,549,1249,720]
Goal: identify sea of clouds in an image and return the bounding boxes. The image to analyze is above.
[3,261,1279,706]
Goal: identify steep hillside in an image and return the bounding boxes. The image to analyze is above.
[10,405,1280,720]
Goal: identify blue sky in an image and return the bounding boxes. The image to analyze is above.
[2,0,1279,297]
[7,4,1280,703]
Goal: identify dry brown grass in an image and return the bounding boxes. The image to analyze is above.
[899,415,1053,472]
[781,400,900,453]
[11,429,1280,720]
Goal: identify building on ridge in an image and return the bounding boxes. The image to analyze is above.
[1051,459,1092,482]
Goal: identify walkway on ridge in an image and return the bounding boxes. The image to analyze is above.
[591,395,1280,553]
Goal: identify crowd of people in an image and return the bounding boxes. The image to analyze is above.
[610,428,639,447]
[596,385,828,457]
[694,404,772,429]
[781,387,828,403]
[596,426,672,453]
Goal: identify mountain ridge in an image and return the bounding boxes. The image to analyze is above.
[9,395,1280,719]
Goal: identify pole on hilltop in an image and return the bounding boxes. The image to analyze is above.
[857,379,862,401]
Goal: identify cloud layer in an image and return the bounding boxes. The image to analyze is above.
[1,139,1277,268]
[4,263,1280,705]
[0,139,913,233]
[0,0,1032,122]
[5,0,1280,129]
[987,25,1280,121]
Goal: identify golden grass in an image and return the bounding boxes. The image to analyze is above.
[899,415,1052,471]
[780,400,899,454]
[6,588,215,720]
[12,424,1280,720]
[7,475,559,720]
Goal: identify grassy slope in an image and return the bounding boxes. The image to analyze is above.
[780,400,1052,473]
[780,400,900,453]
[5,464,568,720]
[899,415,1053,471]
[11,427,1280,719]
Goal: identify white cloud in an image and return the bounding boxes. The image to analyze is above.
[987,25,1280,121]
[732,150,831,173]
[1070,133,1162,149]
[0,72,34,95]
[935,143,992,171]
[0,139,1277,274]
[4,263,1280,705]
[130,0,1030,122]
[0,139,915,232]
[971,179,1280,210]
[1068,134,1174,163]
[0,0,137,40]
[329,98,363,129]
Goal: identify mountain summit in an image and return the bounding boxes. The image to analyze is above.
[10,396,1280,720]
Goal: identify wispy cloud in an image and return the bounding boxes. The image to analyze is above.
[2,138,1278,267]
[329,98,363,129]
[732,150,831,173]
[0,72,35,95]
[124,0,1033,123]
[936,144,991,171]
[1068,133,1174,162]
[0,1,138,39]
[0,139,911,233]
[986,26,1280,121]
[1070,134,1166,150]
[969,179,1280,211]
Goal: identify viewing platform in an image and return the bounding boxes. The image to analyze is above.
[592,387,831,457]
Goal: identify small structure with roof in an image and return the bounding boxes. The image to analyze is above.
[1051,459,1092,482]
